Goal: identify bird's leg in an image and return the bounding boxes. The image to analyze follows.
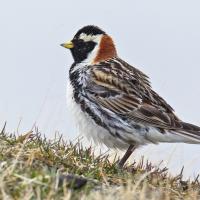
[118,145,136,168]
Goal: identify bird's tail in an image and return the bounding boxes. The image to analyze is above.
[175,121,200,143]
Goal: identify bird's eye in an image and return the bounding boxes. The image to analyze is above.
[77,39,84,43]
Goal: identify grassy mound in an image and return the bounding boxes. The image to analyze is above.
[0,127,199,200]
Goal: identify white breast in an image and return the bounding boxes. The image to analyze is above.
[66,79,130,149]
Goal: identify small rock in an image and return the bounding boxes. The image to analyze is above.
[59,174,87,189]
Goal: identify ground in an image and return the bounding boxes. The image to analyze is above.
[0,125,200,200]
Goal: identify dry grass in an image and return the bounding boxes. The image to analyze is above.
[0,125,200,200]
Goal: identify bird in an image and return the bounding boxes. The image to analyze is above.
[61,25,200,168]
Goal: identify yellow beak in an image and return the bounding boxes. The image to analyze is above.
[60,41,74,49]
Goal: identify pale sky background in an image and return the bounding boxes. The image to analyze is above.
[0,0,200,178]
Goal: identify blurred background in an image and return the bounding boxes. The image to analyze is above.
[0,0,200,178]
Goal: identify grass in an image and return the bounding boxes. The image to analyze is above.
[0,125,200,200]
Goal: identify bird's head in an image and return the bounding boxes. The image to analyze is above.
[61,25,117,64]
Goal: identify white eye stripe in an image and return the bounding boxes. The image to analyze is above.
[79,33,102,42]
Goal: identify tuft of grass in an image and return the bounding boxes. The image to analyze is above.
[0,126,200,200]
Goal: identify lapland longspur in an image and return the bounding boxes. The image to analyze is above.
[61,25,200,168]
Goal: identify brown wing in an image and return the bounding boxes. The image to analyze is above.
[85,58,182,130]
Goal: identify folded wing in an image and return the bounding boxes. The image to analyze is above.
[85,58,200,142]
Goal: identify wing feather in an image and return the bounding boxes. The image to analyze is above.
[85,58,192,133]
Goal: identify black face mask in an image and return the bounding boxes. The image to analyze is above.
[70,39,97,63]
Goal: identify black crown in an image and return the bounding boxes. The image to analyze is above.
[74,25,106,38]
